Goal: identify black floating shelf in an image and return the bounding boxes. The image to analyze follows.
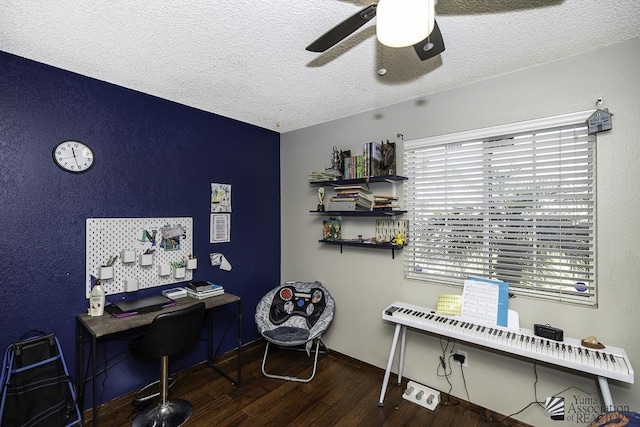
[309,175,408,186]
[319,239,404,259]
[310,210,406,217]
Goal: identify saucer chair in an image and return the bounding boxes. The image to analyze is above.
[255,281,335,382]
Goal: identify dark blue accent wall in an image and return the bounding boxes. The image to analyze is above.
[0,51,280,406]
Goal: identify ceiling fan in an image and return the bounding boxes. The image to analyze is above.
[306,0,445,61]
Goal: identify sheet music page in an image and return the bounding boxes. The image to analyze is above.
[461,278,500,325]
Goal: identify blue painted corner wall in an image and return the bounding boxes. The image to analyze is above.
[0,51,281,406]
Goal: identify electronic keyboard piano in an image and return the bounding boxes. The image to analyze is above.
[378,301,634,410]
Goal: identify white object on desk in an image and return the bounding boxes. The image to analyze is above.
[162,287,188,299]
[89,283,105,316]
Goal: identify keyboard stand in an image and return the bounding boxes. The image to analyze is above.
[598,376,615,411]
[378,323,405,407]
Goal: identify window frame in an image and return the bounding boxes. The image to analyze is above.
[403,111,598,306]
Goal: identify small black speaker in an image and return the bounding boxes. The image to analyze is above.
[534,324,564,341]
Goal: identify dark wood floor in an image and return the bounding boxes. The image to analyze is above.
[85,340,531,426]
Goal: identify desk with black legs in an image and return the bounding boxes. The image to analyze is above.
[76,293,242,426]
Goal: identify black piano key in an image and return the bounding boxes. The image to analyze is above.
[481,327,486,332]
[596,351,601,359]
[498,331,503,337]
[568,345,573,353]
[585,349,590,357]
[562,344,566,352]
[520,335,524,342]
[578,348,583,355]
[526,336,530,343]
[603,353,608,361]
[610,354,616,363]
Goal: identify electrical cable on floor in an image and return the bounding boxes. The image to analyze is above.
[499,361,544,424]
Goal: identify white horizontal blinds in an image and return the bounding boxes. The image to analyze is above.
[404,114,596,305]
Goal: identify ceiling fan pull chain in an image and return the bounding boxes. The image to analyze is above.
[378,44,387,76]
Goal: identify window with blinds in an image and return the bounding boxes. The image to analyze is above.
[404,111,597,305]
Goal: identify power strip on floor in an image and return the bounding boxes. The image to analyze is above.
[402,380,441,411]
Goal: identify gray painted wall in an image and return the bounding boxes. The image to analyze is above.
[281,37,640,425]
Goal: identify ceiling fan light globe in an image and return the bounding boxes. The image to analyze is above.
[377,0,435,48]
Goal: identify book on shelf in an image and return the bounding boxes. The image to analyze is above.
[308,170,341,182]
[331,185,374,210]
[380,141,396,176]
[373,194,400,210]
[327,200,372,211]
[372,141,383,176]
[322,218,341,240]
[362,141,382,177]
[333,185,372,193]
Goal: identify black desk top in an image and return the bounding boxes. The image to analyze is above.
[77,293,241,339]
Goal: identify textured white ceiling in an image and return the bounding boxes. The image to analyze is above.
[1,0,639,133]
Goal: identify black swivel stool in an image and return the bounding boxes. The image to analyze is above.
[129,302,206,427]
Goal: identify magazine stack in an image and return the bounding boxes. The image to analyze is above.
[186,281,225,299]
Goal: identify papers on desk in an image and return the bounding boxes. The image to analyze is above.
[461,276,509,327]
[186,281,225,299]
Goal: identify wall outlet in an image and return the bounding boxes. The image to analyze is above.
[402,380,440,411]
[455,350,468,367]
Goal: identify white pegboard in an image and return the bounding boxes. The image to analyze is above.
[86,217,194,298]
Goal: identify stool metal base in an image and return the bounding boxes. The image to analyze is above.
[133,377,176,406]
[132,399,193,427]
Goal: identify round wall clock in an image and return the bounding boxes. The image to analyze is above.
[52,140,94,173]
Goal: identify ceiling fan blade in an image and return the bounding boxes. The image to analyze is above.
[306,5,377,52]
[412,19,445,61]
